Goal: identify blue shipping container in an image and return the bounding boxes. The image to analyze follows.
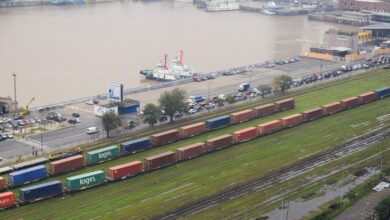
[19,181,62,203]
[375,87,390,99]
[8,165,47,187]
[120,137,150,155]
[206,115,231,130]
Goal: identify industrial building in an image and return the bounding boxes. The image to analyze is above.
[361,23,390,38]
[93,99,140,117]
[0,97,17,115]
[339,0,390,13]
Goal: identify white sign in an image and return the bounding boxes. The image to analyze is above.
[94,105,118,117]
[108,82,123,102]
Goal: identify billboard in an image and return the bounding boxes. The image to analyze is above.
[108,82,123,102]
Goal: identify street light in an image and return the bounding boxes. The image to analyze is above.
[12,73,17,104]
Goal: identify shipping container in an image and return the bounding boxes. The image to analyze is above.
[232,127,258,143]
[0,192,15,209]
[281,113,303,127]
[144,151,176,171]
[86,146,119,165]
[254,103,276,117]
[375,87,390,99]
[321,102,342,115]
[341,97,360,109]
[179,122,206,138]
[107,161,143,180]
[120,137,150,155]
[257,120,282,135]
[205,115,231,130]
[176,143,206,161]
[19,181,62,203]
[358,92,376,104]
[230,109,256,124]
[8,165,47,187]
[48,155,84,175]
[66,170,105,191]
[275,98,295,112]
[144,151,176,170]
[150,129,179,147]
[303,107,323,121]
[205,134,233,151]
[0,177,5,191]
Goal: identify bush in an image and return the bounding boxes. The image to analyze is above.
[375,197,390,220]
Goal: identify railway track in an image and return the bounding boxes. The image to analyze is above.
[153,127,390,219]
[1,97,387,219]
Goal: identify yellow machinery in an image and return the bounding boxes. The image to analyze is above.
[19,97,35,116]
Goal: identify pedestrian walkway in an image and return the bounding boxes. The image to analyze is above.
[334,188,390,220]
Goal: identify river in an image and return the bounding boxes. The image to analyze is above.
[0,1,356,107]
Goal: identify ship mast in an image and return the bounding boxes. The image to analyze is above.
[164,53,168,69]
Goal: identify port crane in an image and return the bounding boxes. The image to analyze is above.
[19,97,35,116]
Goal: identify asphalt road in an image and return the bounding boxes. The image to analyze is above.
[0,139,35,161]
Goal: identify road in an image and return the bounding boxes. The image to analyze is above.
[0,58,368,163]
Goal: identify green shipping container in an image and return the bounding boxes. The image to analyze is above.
[86,145,119,165]
[66,170,105,191]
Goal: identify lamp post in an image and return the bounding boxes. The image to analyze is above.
[12,73,17,103]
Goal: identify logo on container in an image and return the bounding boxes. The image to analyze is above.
[98,151,112,159]
[80,177,96,185]
[0,198,10,204]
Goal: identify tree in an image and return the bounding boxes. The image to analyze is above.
[101,111,122,138]
[257,84,273,98]
[375,197,390,220]
[226,95,235,104]
[159,88,187,122]
[143,103,161,127]
[273,75,293,93]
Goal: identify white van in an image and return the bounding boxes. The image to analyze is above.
[86,127,99,134]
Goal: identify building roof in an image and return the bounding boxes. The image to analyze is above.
[331,47,351,52]
[361,23,390,30]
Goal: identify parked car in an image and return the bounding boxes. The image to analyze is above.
[188,109,197,114]
[72,113,80,118]
[4,133,13,139]
[159,115,168,122]
[127,120,136,128]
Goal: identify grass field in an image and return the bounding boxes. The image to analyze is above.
[1,69,390,219]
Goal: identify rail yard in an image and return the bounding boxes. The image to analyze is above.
[0,69,388,219]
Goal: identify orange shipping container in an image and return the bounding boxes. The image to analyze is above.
[0,192,15,208]
[232,127,258,143]
[230,109,256,124]
[257,120,282,135]
[151,129,179,147]
[358,92,376,104]
[206,134,233,151]
[321,102,342,115]
[341,97,360,109]
[275,98,295,112]
[303,107,323,121]
[176,143,205,161]
[108,161,143,180]
[281,113,303,127]
[179,122,206,138]
[254,103,276,117]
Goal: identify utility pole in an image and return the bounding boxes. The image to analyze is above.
[286,189,290,220]
[12,73,17,103]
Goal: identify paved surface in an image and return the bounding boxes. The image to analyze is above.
[0,139,35,161]
[334,188,390,220]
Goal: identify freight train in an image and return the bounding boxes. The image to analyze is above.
[0,87,389,210]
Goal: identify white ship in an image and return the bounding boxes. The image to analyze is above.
[175,0,193,3]
[140,50,197,81]
[205,0,239,12]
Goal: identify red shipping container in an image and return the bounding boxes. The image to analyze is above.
[275,98,295,112]
[257,120,282,135]
[232,127,258,143]
[321,102,342,115]
[341,97,360,109]
[0,177,5,191]
[144,151,176,170]
[303,107,323,121]
[49,155,85,175]
[179,122,206,138]
[206,134,233,152]
[281,113,303,127]
[254,103,276,117]
[0,192,15,208]
[151,129,179,147]
[108,161,143,180]
[176,143,205,161]
[358,92,376,104]
[230,109,256,124]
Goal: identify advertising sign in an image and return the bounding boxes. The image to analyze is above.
[108,82,123,102]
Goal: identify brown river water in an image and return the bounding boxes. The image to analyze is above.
[0,1,356,107]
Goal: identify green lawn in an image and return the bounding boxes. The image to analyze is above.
[1,69,390,219]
